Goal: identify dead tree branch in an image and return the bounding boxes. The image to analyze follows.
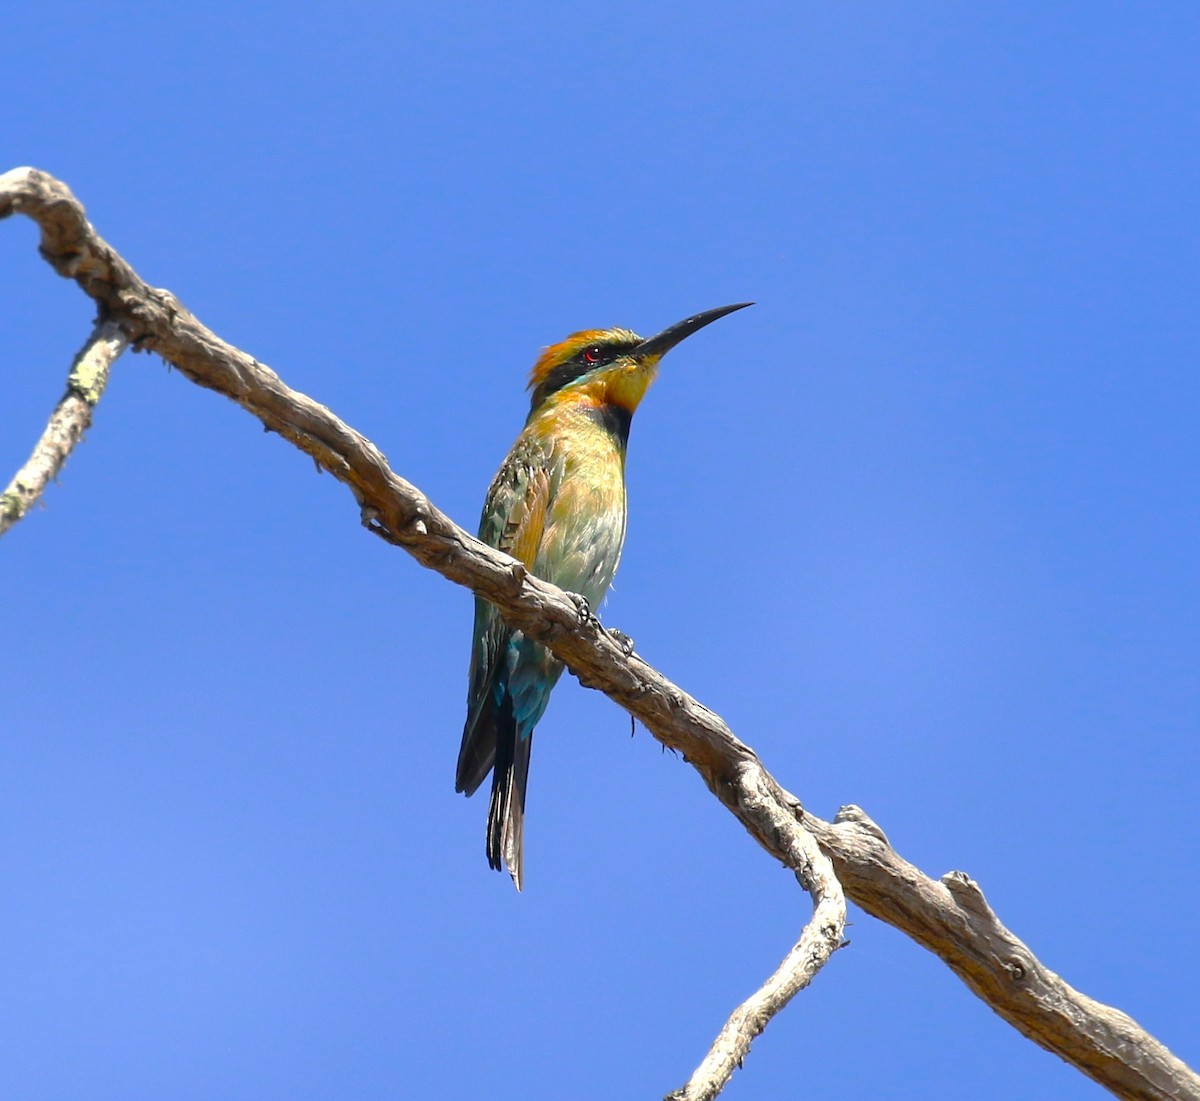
[1,318,127,535]
[667,769,846,1101]
[2,166,1196,1101]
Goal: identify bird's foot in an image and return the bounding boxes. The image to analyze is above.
[608,628,636,656]
[566,592,593,625]
[566,595,634,655]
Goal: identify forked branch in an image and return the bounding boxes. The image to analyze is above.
[667,767,846,1101]
[3,166,1196,1101]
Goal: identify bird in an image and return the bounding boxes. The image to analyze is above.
[455,302,752,889]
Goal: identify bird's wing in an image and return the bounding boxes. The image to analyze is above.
[484,439,554,569]
[456,434,560,796]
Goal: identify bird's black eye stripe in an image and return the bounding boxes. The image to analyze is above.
[544,344,616,392]
[574,337,641,371]
[530,338,641,409]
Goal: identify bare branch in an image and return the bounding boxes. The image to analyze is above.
[1,319,127,535]
[667,768,846,1101]
[3,166,1197,1101]
[807,806,1200,1101]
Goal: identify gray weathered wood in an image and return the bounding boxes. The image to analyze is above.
[1,318,127,534]
[3,165,1196,1101]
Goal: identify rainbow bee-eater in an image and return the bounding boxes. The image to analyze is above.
[456,302,752,889]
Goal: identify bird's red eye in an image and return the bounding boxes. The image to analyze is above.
[583,345,603,364]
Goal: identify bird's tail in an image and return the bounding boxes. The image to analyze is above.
[486,696,531,892]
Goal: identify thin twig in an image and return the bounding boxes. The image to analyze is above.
[3,165,1197,1101]
[1,319,127,535]
[667,768,846,1100]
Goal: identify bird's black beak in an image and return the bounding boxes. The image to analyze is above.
[634,302,754,359]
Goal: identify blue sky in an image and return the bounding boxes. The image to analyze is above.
[2,4,1196,1098]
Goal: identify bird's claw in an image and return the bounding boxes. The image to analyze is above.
[565,596,633,655]
[608,628,636,656]
[566,592,593,625]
